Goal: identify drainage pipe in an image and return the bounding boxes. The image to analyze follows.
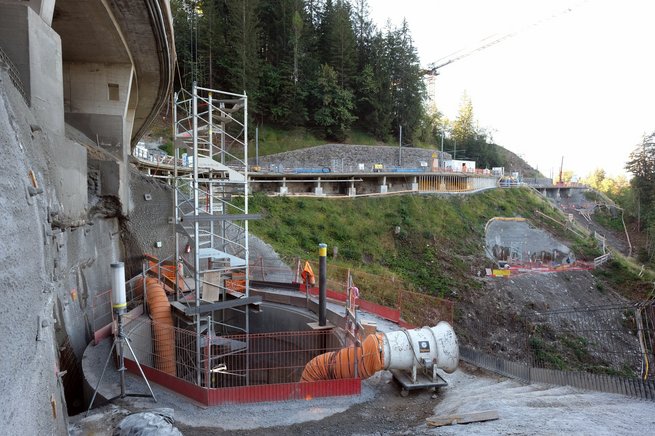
[301,321,459,382]
[145,278,176,375]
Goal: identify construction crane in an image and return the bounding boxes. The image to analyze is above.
[423,2,584,76]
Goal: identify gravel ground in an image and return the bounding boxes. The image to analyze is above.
[72,294,654,435]
[71,362,655,435]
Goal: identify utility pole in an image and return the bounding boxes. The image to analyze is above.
[398,125,402,167]
[255,126,259,166]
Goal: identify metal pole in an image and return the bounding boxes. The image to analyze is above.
[117,313,126,398]
[243,91,250,386]
[440,130,444,168]
[318,243,327,326]
[173,91,181,298]
[208,92,214,249]
[398,125,402,167]
[255,126,259,166]
[192,82,201,386]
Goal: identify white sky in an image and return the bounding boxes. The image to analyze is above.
[370,0,655,178]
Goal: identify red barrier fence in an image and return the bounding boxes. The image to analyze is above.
[121,318,361,405]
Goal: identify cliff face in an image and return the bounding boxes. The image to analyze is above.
[0,66,123,432]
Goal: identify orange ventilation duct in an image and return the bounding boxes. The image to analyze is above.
[301,333,386,382]
[145,278,176,376]
[301,322,459,382]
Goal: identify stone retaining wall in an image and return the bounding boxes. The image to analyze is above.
[253,144,449,172]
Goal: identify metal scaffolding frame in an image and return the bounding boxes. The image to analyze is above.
[172,83,255,386]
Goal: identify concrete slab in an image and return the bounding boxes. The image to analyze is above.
[485,218,573,265]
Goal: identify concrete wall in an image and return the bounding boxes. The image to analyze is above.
[63,62,133,149]
[0,3,64,137]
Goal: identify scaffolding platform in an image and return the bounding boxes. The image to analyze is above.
[198,247,246,267]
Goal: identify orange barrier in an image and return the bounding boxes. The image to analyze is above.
[145,278,176,375]
[301,333,385,382]
[146,256,187,292]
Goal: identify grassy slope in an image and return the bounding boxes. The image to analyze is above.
[250,188,605,298]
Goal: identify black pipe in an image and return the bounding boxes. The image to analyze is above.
[318,243,327,326]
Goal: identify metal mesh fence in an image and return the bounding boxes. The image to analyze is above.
[529,302,654,380]
[123,316,342,389]
[323,265,454,325]
[461,300,655,400]
[0,44,28,104]
[248,257,296,283]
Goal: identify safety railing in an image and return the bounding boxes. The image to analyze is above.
[248,257,296,283]
[296,263,454,326]
[119,314,359,404]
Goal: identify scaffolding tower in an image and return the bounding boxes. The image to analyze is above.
[172,83,258,386]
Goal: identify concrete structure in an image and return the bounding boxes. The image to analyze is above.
[0,1,174,433]
[0,0,174,213]
[249,171,499,197]
[485,218,574,265]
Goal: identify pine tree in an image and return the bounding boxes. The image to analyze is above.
[312,64,356,141]
[626,132,655,232]
[452,92,475,142]
[318,0,356,89]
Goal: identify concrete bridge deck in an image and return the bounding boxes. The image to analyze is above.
[0,0,174,212]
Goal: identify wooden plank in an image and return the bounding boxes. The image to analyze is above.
[426,410,499,428]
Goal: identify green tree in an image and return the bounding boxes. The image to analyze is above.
[312,64,357,141]
[583,168,607,190]
[256,0,308,125]
[318,0,357,89]
[386,20,425,143]
[626,132,655,233]
[452,92,476,142]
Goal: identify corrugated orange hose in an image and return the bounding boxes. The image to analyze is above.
[145,278,176,376]
[301,333,385,382]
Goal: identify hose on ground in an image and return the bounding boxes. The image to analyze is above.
[301,333,385,382]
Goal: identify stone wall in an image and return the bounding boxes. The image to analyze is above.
[254,144,448,172]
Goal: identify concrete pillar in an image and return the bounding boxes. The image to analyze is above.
[379,176,388,194]
[347,177,356,196]
[314,177,324,196]
[3,0,56,25]
[0,3,64,137]
[62,62,135,212]
[279,177,288,195]
[410,176,419,191]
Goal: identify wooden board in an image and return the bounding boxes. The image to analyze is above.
[426,410,499,427]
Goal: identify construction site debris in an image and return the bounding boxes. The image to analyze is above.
[426,409,499,427]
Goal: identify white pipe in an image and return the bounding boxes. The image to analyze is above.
[110,262,127,313]
[382,321,459,373]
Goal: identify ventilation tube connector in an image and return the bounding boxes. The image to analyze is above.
[301,321,459,382]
